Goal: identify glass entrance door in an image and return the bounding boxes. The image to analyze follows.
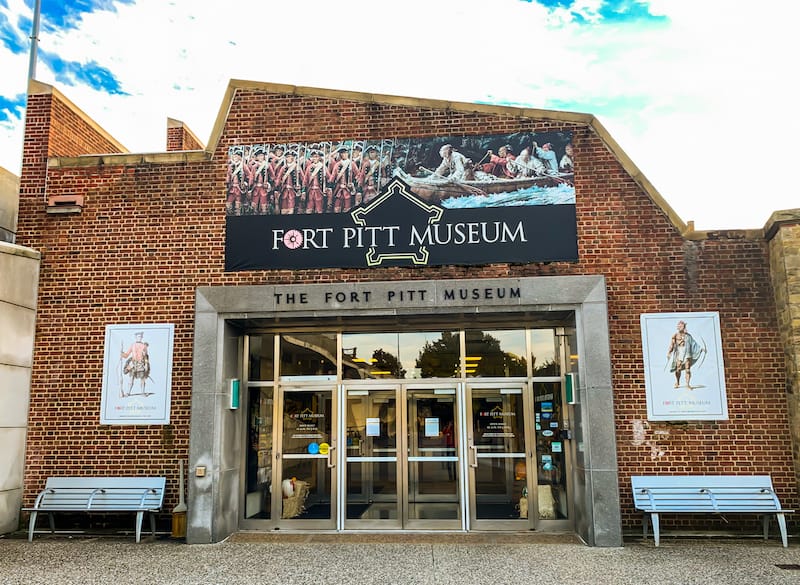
[343,384,462,529]
[466,384,532,530]
[243,328,576,533]
[276,385,337,528]
[404,386,463,529]
[343,386,401,528]
[532,379,571,525]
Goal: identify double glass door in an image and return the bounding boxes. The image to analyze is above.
[344,385,462,529]
[245,381,570,530]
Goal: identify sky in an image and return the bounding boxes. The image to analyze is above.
[0,0,797,231]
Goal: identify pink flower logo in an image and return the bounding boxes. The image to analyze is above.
[283,229,303,250]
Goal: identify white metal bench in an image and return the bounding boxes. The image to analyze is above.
[631,475,792,547]
[24,477,166,542]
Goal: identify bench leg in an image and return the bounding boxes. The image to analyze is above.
[776,513,788,548]
[28,511,57,541]
[642,513,649,541]
[135,511,144,543]
[763,515,770,541]
[28,511,38,542]
[150,511,156,538]
[651,513,661,547]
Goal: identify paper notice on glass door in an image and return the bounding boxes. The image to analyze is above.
[425,417,440,437]
[366,417,381,437]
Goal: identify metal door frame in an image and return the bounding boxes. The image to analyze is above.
[402,382,465,531]
[529,376,575,532]
[273,381,339,530]
[340,381,465,530]
[340,383,402,530]
[465,381,534,531]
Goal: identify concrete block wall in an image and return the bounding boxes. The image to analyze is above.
[0,166,19,242]
[767,210,800,494]
[0,242,40,534]
[13,80,797,533]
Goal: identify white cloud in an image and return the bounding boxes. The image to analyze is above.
[1,0,798,229]
[0,0,32,173]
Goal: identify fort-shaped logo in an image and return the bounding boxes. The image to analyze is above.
[350,178,443,267]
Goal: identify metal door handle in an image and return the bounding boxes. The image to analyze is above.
[468,439,478,468]
[327,443,337,468]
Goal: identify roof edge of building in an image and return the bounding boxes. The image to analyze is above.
[47,150,209,168]
[764,208,800,241]
[586,115,689,236]
[167,117,206,150]
[28,79,130,156]
[43,78,767,241]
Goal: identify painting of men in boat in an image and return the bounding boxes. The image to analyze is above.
[225,131,574,216]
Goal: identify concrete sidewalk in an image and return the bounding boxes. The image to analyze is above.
[1,532,799,585]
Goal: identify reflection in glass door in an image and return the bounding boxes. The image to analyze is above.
[244,387,273,521]
[343,387,400,527]
[405,387,462,529]
[242,328,576,533]
[277,386,337,528]
[467,384,531,530]
[533,380,570,523]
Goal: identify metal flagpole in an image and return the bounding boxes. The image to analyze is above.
[28,0,42,80]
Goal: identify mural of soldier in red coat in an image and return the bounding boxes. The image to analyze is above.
[303,149,328,214]
[327,146,357,213]
[360,144,389,205]
[268,144,287,214]
[351,142,364,205]
[226,146,247,215]
[276,150,302,214]
[247,146,271,214]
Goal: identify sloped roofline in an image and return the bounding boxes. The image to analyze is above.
[28,79,129,155]
[168,117,205,149]
[208,80,689,234]
[40,78,728,238]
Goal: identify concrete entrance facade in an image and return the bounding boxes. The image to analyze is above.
[188,276,619,545]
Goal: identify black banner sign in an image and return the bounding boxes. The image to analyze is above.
[224,131,577,270]
[226,178,577,270]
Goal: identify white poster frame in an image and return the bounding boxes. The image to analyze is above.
[100,323,174,425]
[640,312,728,421]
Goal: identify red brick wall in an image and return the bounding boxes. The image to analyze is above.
[20,92,126,214]
[47,97,125,158]
[16,86,794,530]
[167,124,203,152]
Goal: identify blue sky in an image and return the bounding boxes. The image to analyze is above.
[1,0,797,230]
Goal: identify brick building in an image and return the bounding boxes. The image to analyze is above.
[13,78,800,546]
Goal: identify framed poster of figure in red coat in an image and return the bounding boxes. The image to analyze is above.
[100,323,175,425]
